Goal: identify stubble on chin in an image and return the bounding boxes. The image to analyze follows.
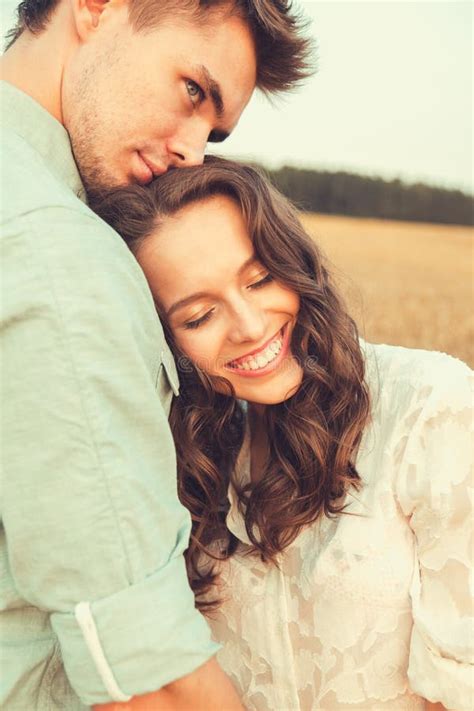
[65,51,128,202]
[70,132,122,204]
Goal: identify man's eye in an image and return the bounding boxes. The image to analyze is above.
[183,309,214,330]
[186,79,205,105]
[248,273,274,290]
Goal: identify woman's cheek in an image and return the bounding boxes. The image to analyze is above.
[177,330,222,376]
[279,286,300,314]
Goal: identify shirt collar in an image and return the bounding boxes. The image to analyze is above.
[1,80,86,202]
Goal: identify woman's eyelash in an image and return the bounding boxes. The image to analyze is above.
[249,273,274,290]
[184,309,214,330]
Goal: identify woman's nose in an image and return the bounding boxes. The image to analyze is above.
[227,300,268,345]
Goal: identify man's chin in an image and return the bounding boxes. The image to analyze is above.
[75,159,131,201]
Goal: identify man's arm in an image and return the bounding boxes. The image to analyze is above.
[95,658,245,711]
[1,206,223,706]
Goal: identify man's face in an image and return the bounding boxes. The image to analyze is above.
[62,8,256,192]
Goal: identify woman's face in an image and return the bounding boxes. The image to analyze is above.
[136,195,304,405]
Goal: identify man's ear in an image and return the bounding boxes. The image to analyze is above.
[72,0,125,40]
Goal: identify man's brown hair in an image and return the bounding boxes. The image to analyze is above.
[5,0,315,93]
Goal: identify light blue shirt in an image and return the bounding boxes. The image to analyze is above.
[0,81,218,710]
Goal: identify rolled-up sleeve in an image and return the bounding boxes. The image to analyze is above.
[396,355,473,710]
[1,207,219,705]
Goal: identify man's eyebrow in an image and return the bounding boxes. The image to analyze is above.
[195,65,230,142]
[197,64,224,118]
[166,255,261,319]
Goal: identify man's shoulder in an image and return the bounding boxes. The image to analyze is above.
[2,126,87,221]
[1,125,135,270]
[1,124,158,328]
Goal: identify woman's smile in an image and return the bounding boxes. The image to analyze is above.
[224,322,292,377]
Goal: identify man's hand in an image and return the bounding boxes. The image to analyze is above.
[94,656,245,711]
[425,702,448,711]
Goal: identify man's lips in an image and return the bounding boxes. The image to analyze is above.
[141,153,167,177]
[134,152,167,184]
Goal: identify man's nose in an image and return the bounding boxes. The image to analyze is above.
[227,300,268,345]
[167,127,208,168]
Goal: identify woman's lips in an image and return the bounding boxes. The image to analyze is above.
[224,323,292,378]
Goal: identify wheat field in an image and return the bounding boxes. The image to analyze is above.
[300,213,474,369]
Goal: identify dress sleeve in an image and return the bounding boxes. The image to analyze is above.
[395,354,473,710]
[1,208,219,706]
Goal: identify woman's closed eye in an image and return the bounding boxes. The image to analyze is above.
[183,308,215,330]
[248,273,274,290]
[182,275,273,330]
[186,79,205,107]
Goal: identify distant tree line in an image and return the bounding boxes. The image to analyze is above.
[261,165,473,225]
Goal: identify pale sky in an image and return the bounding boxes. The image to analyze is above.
[1,0,472,192]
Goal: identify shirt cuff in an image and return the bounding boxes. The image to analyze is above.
[51,555,220,705]
[408,626,473,711]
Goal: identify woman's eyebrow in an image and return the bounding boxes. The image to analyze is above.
[166,255,260,319]
[236,254,260,276]
[166,291,213,319]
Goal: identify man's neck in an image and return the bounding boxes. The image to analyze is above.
[0,20,73,125]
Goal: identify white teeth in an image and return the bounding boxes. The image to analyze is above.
[269,339,282,355]
[228,330,285,371]
[264,342,279,360]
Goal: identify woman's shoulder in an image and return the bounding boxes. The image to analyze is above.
[356,342,472,506]
[360,339,472,402]
[358,340,472,459]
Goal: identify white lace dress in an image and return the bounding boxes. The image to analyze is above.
[205,343,473,711]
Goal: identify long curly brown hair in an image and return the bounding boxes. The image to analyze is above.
[93,156,371,611]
